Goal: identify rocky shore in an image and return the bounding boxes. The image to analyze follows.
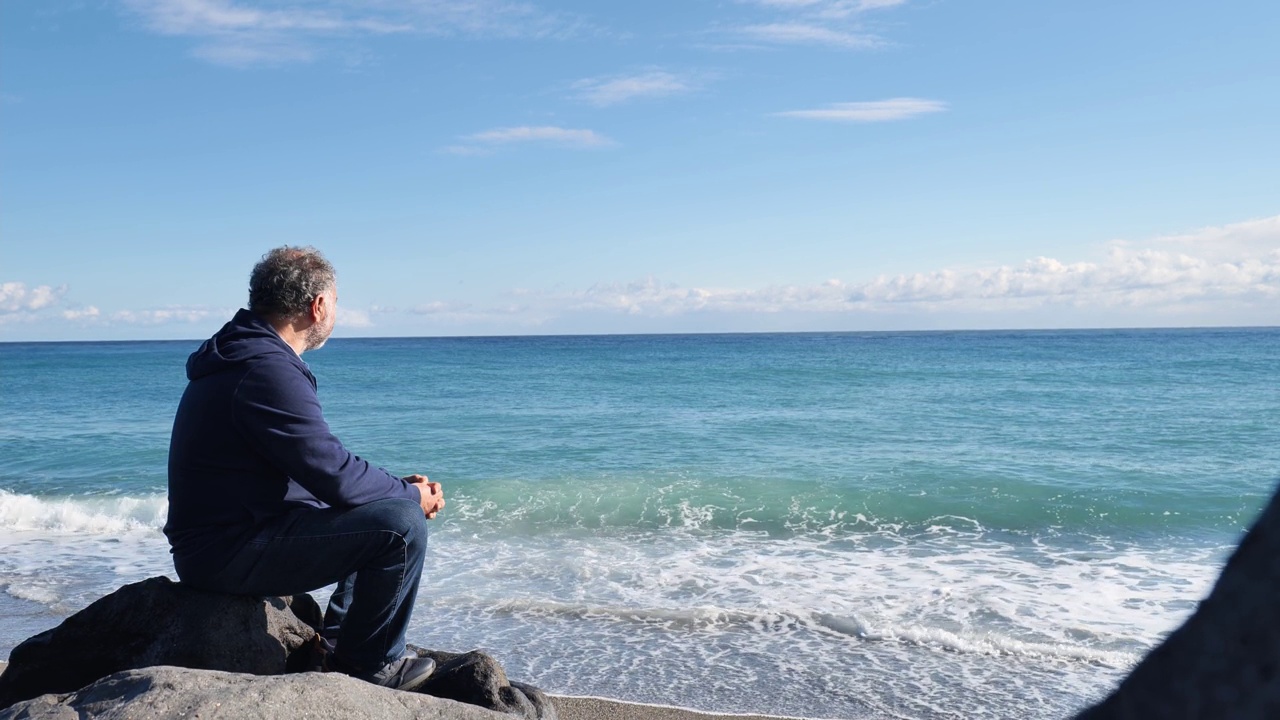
[0,579,788,720]
[0,661,793,720]
[8,481,1280,719]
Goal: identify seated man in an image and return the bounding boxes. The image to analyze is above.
[164,246,444,691]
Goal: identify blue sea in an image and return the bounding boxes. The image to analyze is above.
[2,329,1278,719]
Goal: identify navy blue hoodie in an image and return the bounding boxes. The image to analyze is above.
[165,309,421,579]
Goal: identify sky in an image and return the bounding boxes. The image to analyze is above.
[1,0,1278,341]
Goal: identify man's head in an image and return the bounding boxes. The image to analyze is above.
[249,246,337,352]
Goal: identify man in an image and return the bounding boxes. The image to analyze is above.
[165,246,444,692]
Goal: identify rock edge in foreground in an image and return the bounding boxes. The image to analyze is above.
[0,576,555,719]
[0,665,513,720]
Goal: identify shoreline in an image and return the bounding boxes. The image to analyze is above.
[0,661,821,720]
[552,694,823,720]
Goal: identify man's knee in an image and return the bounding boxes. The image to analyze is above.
[369,498,428,550]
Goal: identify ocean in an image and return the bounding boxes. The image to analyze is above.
[2,328,1278,719]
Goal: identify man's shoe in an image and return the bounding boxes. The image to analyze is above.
[328,651,436,692]
[361,654,437,692]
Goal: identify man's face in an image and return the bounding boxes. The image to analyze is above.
[304,287,337,352]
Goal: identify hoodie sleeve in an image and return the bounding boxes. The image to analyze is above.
[232,358,422,508]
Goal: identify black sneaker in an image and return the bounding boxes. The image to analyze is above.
[360,654,437,692]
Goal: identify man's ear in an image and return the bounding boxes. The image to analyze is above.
[311,293,329,322]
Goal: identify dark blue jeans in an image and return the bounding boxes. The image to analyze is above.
[183,498,428,672]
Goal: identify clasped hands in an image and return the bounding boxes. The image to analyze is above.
[405,474,444,519]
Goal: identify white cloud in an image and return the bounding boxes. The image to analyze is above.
[778,97,948,122]
[336,307,373,328]
[1151,215,1280,258]
[742,0,825,7]
[594,242,1276,315]
[386,215,1280,328]
[109,307,226,325]
[121,0,579,67]
[401,300,542,326]
[723,0,906,49]
[572,70,698,106]
[736,22,880,48]
[468,126,613,147]
[439,145,496,157]
[446,125,615,154]
[191,39,316,66]
[0,282,66,313]
[741,0,907,13]
[62,306,101,321]
[410,301,468,315]
[0,284,235,329]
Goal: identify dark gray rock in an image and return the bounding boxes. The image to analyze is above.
[283,591,324,631]
[0,577,556,719]
[0,665,514,720]
[410,646,558,720]
[0,576,317,709]
[1075,484,1280,719]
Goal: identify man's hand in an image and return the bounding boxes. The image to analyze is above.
[406,474,445,519]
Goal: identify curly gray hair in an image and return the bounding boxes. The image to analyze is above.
[248,246,336,319]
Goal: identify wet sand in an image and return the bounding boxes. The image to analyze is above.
[552,695,811,720]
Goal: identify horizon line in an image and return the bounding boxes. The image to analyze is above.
[2,323,1278,345]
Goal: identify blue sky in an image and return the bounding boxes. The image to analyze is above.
[2,0,1277,340]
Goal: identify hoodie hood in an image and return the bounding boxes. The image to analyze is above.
[186,308,308,382]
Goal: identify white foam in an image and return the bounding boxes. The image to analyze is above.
[0,493,1232,719]
[0,491,173,619]
[4,582,60,605]
[409,516,1228,716]
[0,490,167,534]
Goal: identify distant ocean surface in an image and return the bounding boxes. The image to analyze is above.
[2,328,1279,719]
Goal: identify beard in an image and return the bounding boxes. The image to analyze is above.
[304,315,334,351]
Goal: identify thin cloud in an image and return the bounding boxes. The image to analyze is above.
[192,40,316,66]
[122,0,410,34]
[741,0,907,13]
[410,301,470,315]
[736,22,881,48]
[778,97,948,122]
[405,300,539,325]
[336,307,373,328]
[468,126,613,146]
[446,125,616,154]
[121,0,581,67]
[439,145,497,157]
[1152,214,1280,257]
[109,307,226,325]
[721,0,906,49]
[572,70,699,106]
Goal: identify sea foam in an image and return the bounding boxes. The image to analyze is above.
[0,490,167,534]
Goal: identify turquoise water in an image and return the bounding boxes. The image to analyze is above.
[2,329,1278,718]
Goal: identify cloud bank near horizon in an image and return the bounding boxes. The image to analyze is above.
[385,214,1280,329]
[5,215,1277,337]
